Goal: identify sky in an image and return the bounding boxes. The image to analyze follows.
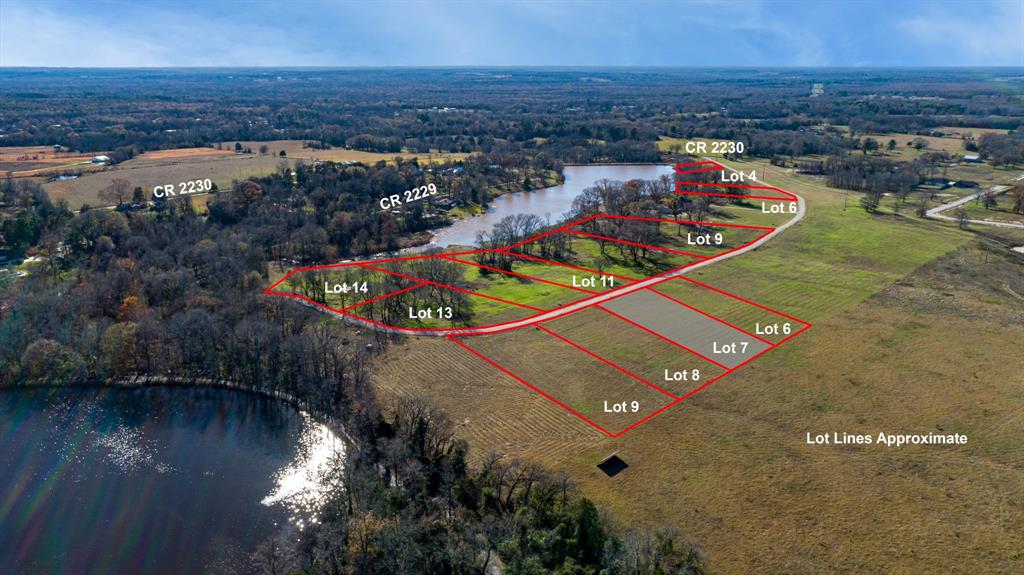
[1,0,1022,68]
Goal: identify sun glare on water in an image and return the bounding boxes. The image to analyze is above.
[261,413,346,527]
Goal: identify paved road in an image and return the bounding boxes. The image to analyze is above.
[293,162,807,336]
[925,181,1024,230]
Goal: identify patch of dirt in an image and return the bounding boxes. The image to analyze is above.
[872,243,1024,326]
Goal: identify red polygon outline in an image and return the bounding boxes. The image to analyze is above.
[265,214,766,334]
[442,255,597,294]
[266,161,811,435]
[450,277,812,437]
[674,160,798,202]
[264,213,782,335]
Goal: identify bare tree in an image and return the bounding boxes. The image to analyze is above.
[98,178,131,206]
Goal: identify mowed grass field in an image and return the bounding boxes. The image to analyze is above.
[370,158,1024,573]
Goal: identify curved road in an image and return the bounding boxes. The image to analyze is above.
[291,162,807,336]
[925,180,1024,230]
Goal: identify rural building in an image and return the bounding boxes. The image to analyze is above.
[953,180,979,188]
[91,155,110,163]
[919,178,952,189]
[430,197,460,210]
[962,154,981,163]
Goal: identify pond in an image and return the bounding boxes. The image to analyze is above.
[0,386,345,575]
[423,163,674,249]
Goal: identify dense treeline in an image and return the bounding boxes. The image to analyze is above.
[4,68,1022,164]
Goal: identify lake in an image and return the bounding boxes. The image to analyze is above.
[422,164,674,249]
[0,386,345,575]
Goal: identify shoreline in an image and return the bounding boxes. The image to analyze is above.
[3,375,360,449]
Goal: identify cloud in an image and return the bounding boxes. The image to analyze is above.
[897,2,1024,65]
[1,0,1019,67]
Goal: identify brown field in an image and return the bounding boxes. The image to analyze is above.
[936,126,1011,138]
[220,140,468,164]
[134,147,235,161]
[369,160,1024,573]
[0,145,100,176]
[540,306,728,395]
[876,132,967,155]
[455,327,676,434]
[43,153,290,209]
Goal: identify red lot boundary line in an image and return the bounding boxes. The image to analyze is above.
[501,250,639,283]
[265,290,538,334]
[583,213,776,231]
[676,161,720,168]
[566,229,709,260]
[340,281,428,312]
[442,255,597,294]
[443,275,814,437]
[675,181,797,202]
[535,324,679,399]
[501,214,602,251]
[674,166,723,175]
[647,287,773,345]
[678,276,811,326]
[359,263,546,312]
[594,304,731,370]
[449,335,617,437]
[265,208,794,338]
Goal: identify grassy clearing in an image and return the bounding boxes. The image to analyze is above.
[455,262,585,311]
[512,232,701,280]
[369,160,1024,573]
[0,145,100,175]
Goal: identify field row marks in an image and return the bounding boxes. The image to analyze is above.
[450,328,680,437]
[447,278,812,436]
[600,289,771,369]
[651,277,812,343]
[538,307,728,397]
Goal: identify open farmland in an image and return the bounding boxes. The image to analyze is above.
[221,140,468,164]
[454,326,677,434]
[369,161,1024,573]
[0,145,100,176]
[42,152,292,209]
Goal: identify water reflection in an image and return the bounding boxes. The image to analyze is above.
[261,412,346,528]
[0,386,346,575]
[422,164,674,249]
